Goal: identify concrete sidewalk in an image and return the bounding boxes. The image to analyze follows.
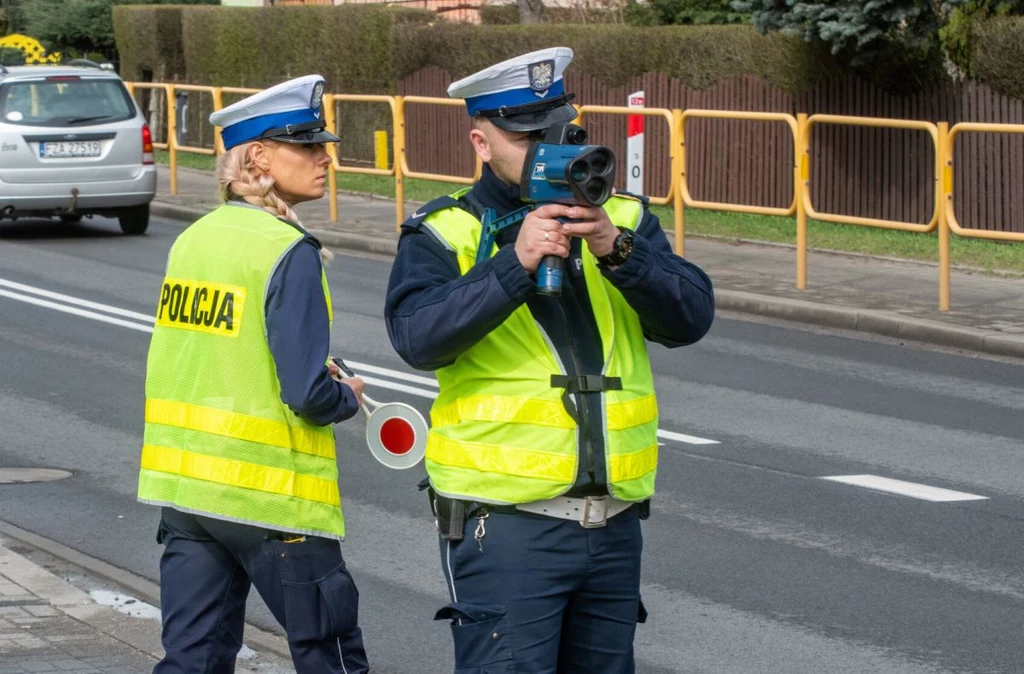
[152,165,1024,360]
[0,539,291,673]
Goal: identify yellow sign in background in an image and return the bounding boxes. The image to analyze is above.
[0,34,61,64]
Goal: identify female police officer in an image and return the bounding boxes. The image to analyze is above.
[386,49,714,673]
[137,75,369,674]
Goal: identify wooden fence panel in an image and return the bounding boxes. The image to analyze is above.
[398,69,1024,232]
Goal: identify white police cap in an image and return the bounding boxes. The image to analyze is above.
[447,47,578,132]
[210,74,339,150]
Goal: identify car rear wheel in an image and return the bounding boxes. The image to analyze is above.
[59,213,82,223]
[118,204,149,235]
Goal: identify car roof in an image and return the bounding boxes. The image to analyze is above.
[0,64,121,81]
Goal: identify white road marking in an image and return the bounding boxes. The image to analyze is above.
[347,360,438,388]
[820,475,989,502]
[0,288,154,333]
[0,278,155,323]
[658,429,720,445]
[360,374,437,400]
[0,277,720,445]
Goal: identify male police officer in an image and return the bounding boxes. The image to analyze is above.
[138,76,369,674]
[385,49,715,672]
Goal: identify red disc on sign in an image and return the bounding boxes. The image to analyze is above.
[365,401,427,470]
[379,417,415,455]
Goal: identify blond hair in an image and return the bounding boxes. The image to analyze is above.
[215,141,333,263]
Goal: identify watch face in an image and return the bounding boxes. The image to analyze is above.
[614,229,633,262]
[600,228,633,266]
[619,231,634,255]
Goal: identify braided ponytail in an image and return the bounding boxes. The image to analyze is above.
[215,143,334,264]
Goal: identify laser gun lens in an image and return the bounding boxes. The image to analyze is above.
[570,160,590,183]
[585,179,608,204]
[590,150,611,176]
[567,127,587,145]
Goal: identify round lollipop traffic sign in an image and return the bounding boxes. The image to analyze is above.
[364,399,427,470]
[330,356,428,470]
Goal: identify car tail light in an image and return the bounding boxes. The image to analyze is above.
[142,124,154,165]
[46,76,80,82]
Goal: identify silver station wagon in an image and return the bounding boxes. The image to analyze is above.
[0,60,156,234]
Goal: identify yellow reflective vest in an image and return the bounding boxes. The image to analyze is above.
[423,194,659,505]
[137,204,345,539]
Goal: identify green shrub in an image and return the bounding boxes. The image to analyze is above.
[0,47,23,66]
[624,0,747,26]
[973,16,1024,99]
[180,5,430,92]
[121,4,1024,99]
[396,23,839,91]
[113,6,188,81]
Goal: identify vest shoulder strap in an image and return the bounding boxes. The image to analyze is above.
[404,192,482,257]
[401,188,474,232]
[402,196,459,232]
[604,193,645,231]
[199,203,306,245]
[612,190,650,208]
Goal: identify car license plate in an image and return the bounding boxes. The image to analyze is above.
[40,141,101,158]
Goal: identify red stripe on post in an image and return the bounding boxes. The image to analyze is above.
[627,115,645,137]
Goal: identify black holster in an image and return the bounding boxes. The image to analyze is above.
[420,477,467,541]
[638,499,651,520]
[434,495,467,541]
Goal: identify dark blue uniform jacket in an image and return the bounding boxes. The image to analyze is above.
[384,166,715,496]
[252,204,360,426]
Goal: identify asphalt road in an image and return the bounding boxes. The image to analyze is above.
[2,215,1024,674]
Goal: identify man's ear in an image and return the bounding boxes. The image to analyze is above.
[469,124,493,164]
[248,142,272,173]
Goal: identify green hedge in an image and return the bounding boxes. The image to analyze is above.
[113,6,188,81]
[181,5,430,92]
[116,4,431,90]
[164,5,429,164]
[395,23,839,92]
[112,5,1024,101]
[973,16,1024,100]
[114,6,836,94]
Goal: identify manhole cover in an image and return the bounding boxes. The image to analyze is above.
[0,468,73,484]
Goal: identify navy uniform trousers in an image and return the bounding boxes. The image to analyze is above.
[153,507,368,674]
[437,506,646,674]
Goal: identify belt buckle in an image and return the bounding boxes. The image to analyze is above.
[580,496,609,528]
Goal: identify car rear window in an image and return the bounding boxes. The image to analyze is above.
[0,78,135,127]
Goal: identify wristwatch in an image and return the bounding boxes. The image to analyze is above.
[596,227,634,267]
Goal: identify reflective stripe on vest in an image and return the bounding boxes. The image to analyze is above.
[138,204,345,539]
[422,194,658,504]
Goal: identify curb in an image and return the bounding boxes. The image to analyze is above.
[0,518,293,663]
[713,290,1024,359]
[150,201,206,225]
[0,542,164,662]
[151,200,1024,360]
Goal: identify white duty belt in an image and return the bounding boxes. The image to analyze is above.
[515,495,633,528]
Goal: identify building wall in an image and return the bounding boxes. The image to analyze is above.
[222,0,590,24]
[255,0,485,22]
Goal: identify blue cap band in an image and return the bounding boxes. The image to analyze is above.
[465,80,564,117]
[221,108,321,149]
